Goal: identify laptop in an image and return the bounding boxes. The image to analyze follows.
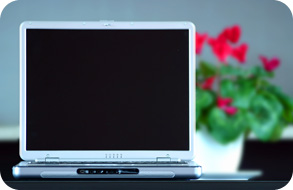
[13,21,202,179]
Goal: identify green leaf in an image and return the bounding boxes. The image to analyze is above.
[220,65,239,76]
[247,93,283,141]
[261,91,283,116]
[220,65,252,78]
[220,79,234,97]
[196,87,214,109]
[207,108,248,144]
[267,86,293,123]
[199,61,217,78]
[251,66,274,78]
[268,124,284,142]
[220,79,256,109]
[196,88,214,126]
[233,79,256,109]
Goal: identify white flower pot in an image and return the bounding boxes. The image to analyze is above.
[194,127,244,173]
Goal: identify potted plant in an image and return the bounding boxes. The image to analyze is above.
[195,25,293,173]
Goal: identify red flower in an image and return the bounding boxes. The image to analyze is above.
[217,97,233,108]
[219,25,241,44]
[232,43,249,63]
[217,96,238,115]
[208,37,232,63]
[223,106,238,115]
[201,76,215,90]
[259,55,280,72]
[196,32,208,55]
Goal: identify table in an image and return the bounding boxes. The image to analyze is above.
[4,180,289,190]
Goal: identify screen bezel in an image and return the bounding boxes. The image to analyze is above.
[20,21,196,161]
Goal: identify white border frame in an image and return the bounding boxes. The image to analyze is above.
[20,21,196,161]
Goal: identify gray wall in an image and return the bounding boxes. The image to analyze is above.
[0,0,292,125]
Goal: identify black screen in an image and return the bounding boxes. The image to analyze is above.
[26,29,189,150]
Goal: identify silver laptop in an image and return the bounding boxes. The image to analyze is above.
[13,21,201,179]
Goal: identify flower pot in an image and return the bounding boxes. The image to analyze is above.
[194,127,244,173]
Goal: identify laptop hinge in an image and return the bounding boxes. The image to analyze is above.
[45,157,60,162]
[156,157,172,162]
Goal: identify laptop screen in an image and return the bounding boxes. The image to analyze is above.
[26,29,189,151]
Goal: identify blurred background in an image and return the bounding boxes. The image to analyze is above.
[0,0,292,181]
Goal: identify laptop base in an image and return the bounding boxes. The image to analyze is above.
[13,161,202,179]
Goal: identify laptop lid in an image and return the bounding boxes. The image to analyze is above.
[19,21,196,161]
